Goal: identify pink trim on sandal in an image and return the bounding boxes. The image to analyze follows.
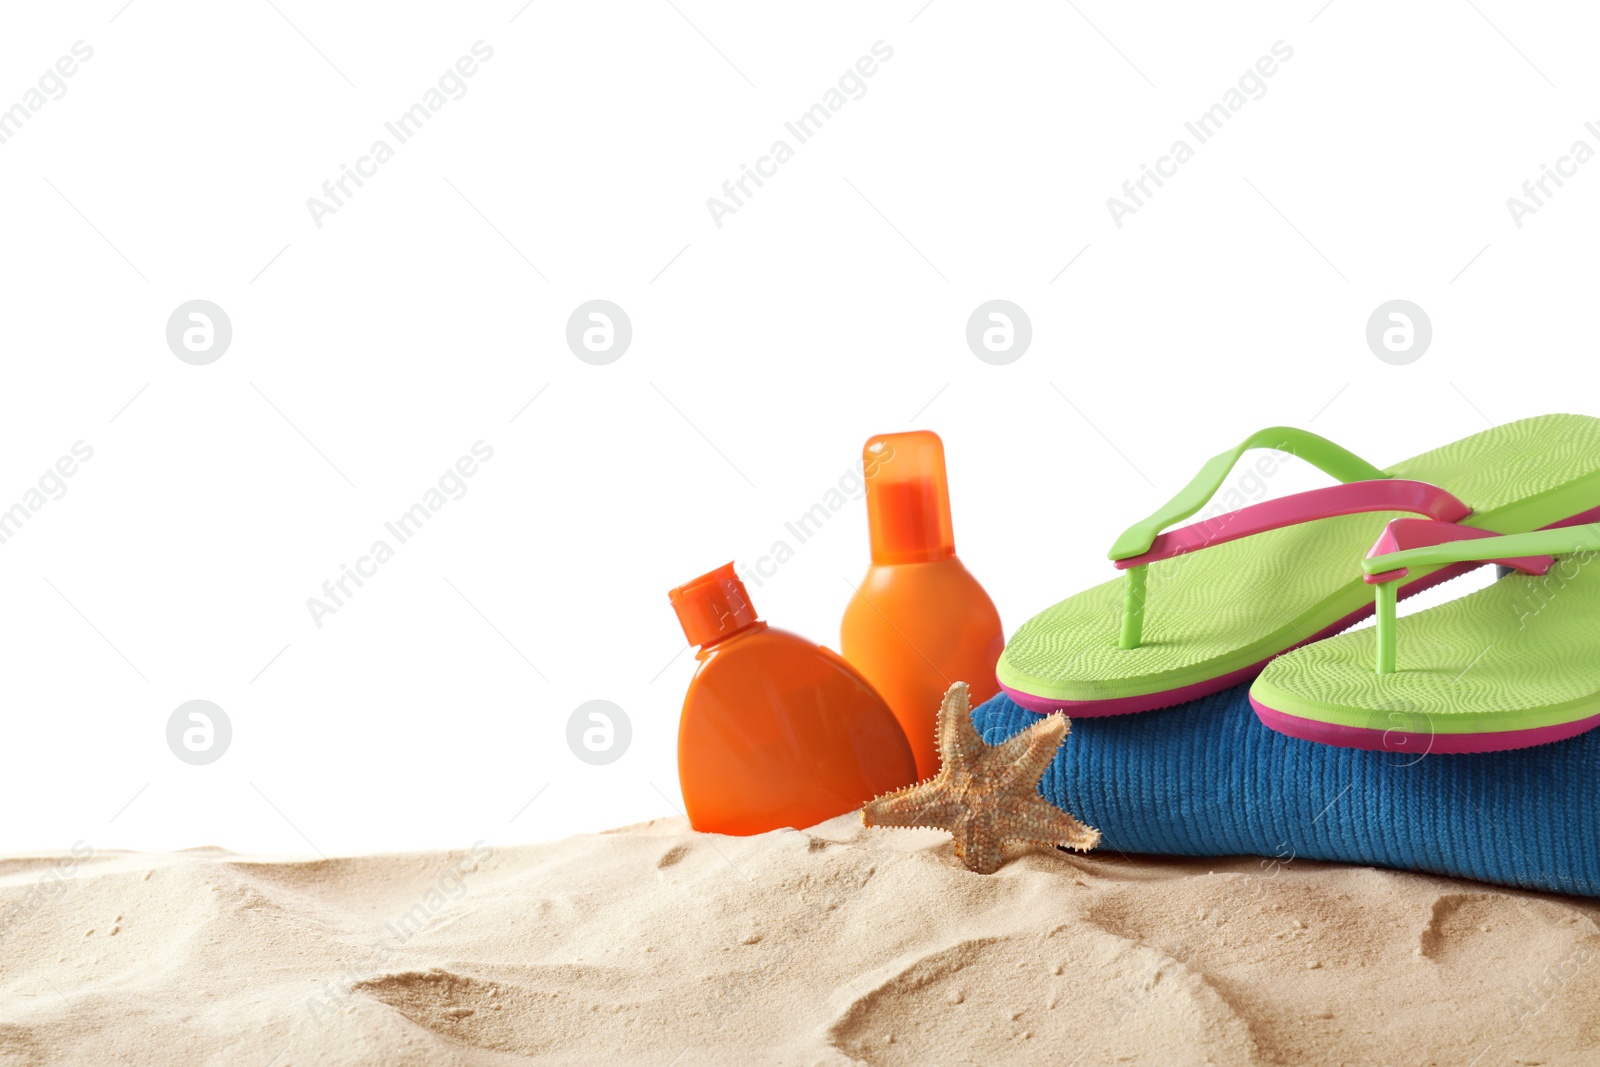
[1364,518,1555,584]
[1113,480,1471,570]
[1248,696,1600,754]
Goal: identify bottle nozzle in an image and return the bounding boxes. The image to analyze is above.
[863,430,956,565]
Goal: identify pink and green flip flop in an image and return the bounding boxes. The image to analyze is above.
[1250,519,1600,753]
[997,414,1600,716]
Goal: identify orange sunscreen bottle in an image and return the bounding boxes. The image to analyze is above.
[841,430,1004,779]
[670,563,917,836]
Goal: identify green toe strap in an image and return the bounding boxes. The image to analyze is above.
[1364,522,1600,674]
[1109,426,1390,650]
[1108,427,1388,562]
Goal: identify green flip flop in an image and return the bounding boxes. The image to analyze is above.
[998,414,1600,716]
[1251,521,1600,753]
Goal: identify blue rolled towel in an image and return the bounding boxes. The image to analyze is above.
[972,685,1600,897]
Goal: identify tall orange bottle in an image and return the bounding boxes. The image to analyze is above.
[841,430,1004,779]
[670,563,917,836]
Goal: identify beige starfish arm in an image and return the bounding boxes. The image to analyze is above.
[861,785,963,831]
[996,796,1101,852]
[987,713,1068,790]
[951,814,1006,876]
[935,682,989,769]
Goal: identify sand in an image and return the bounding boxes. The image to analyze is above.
[0,817,1596,1066]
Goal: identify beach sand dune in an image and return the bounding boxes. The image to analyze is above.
[1,816,1596,1065]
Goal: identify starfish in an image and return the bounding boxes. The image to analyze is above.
[861,681,1099,874]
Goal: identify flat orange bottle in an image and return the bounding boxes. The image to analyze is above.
[670,563,917,836]
[841,430,1004,779]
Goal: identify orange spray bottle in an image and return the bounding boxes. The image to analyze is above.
[841,430,1004,779]
[670,563,917,836]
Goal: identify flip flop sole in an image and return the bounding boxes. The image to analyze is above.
[1248,698,1600,754]
[1250,553,1600,752]
[1002,555,1486,716]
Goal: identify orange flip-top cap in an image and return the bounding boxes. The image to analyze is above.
[669,562,760,648]
[864,430,956,565]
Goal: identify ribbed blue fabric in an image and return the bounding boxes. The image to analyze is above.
[972,686,1600,897]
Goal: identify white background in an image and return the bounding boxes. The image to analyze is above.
[0,0,1595,856]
